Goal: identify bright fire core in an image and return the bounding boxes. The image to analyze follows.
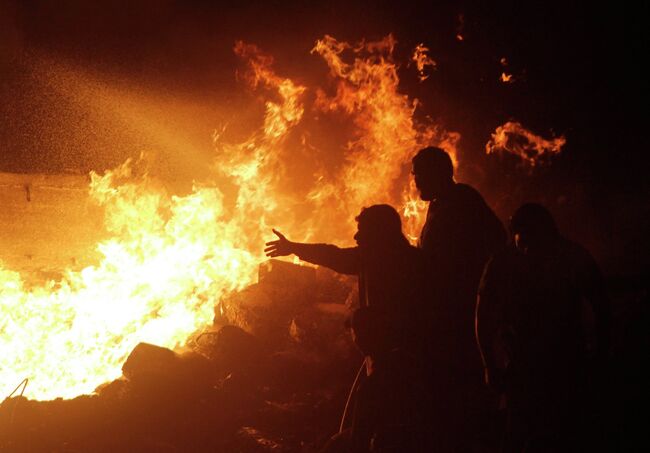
[0,35,459,400]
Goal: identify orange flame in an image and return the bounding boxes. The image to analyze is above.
[412,43,436,81]
[499,58,514,83]
[311,34,458,242]
[1,156,260,400]
[456,14,465,41]
[1,35,459,400]
[233,41,306,140]
[486,121,566,167]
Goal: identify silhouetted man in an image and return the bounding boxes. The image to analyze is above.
[265,204,431,452]
[476,203,611,453]
[412,146,506,451]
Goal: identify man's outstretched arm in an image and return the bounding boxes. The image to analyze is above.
[265,229,359,275]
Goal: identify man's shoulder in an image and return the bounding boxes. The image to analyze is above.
[559,238,599,269]
[453,182,483,199]
[449,183,490,209]
[402,243,425,260]
[451,183,502,222]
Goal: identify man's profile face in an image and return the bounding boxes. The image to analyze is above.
[354,219,382,249]
[412,163,442,201]
[354,221,371,248]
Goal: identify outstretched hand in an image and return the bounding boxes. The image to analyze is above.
[264,229,294,257]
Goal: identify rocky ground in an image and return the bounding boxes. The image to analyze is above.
[1,261,361,452]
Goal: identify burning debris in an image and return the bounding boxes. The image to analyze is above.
[0,1,644,450]
[1,34,460,403]
[499,57,515,84]
[456,13,465,41]
[0,25,632,453]
[1,260,358,452]
[411,43,436,82]
[485,121,566,168]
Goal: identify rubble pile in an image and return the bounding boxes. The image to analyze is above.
[0,260,360,452]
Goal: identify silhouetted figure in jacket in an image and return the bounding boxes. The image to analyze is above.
[476,203,611,453]
[412,146,506,451]
[265,204,431,452]
[346,305,432,452]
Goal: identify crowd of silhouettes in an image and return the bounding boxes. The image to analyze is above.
[264,147,615,453]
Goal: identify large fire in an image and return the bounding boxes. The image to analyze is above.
[0,35,459,401]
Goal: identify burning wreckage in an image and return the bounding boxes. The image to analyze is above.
[2,252,358,452]
[1,35,575,451]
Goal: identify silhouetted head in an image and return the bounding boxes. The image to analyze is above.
[510,203,560,253]
[411,147,454,201]
[354,204,407,249]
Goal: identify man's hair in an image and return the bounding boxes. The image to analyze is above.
[510,203,559,238]
[356,204,405,241]
[412,146,454,180]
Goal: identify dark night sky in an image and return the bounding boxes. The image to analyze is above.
[0,0,648,274]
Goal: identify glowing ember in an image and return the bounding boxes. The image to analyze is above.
[499,58,514,83]
[486,121,566,167]
[456,14,465,41]
[0,35,459,400]
[412,43,436,81]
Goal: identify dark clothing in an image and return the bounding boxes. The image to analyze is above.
[294,241,427,351]
[295,242,432,452]
[418,182,506,452]
[320,352,433,453]
[350,351,434,452]
[418,183,506,374]
[476,239,611,452]
[477,239,610,396]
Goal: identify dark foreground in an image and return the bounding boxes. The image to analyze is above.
[1,262,647,452]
